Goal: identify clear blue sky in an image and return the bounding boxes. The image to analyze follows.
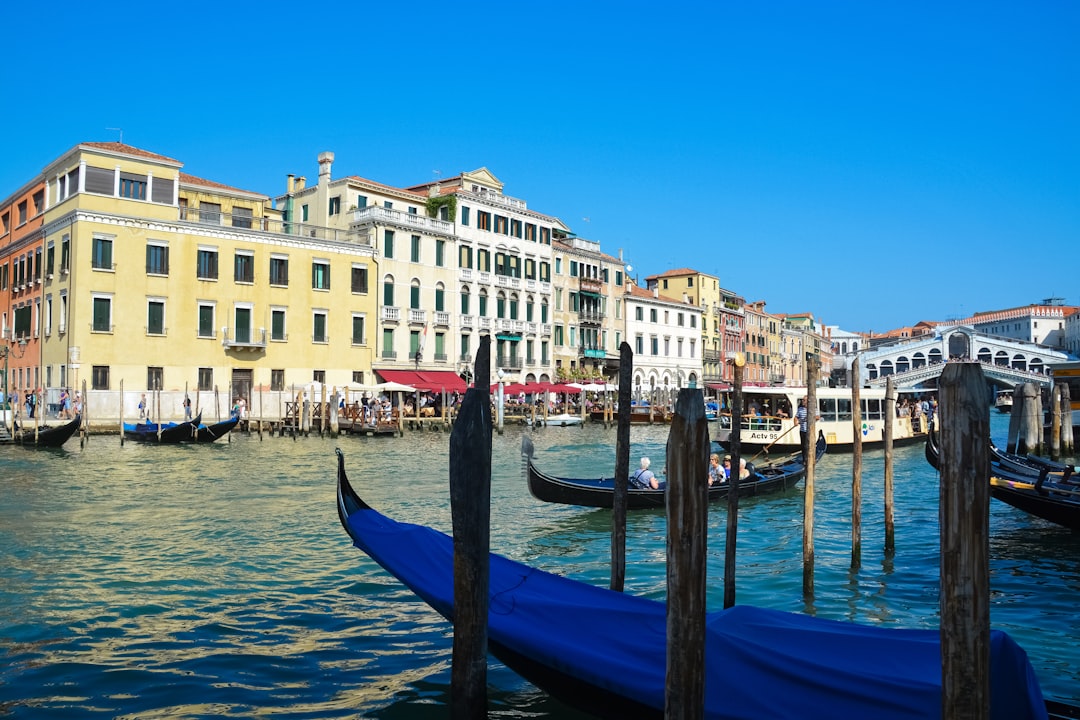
[4,1,1077,333]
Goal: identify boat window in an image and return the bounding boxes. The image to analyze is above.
[818,398,837,422]
[862,398,883,421]
[836,398,852,423]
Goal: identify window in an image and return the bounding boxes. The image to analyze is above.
[234,252,254,283]
[46,244,55,275]
[570,261,578,277]
[199,367,214,391]
[312,260,330,290]
[270,256,289,286]
[92,236,113,270]
[232,207,253,229]
[411,235,420,262]
[301,204,309,221]
[234,306,252,343]
[329,196,340,216]
[477,211,491,231]
[478,291,488,317]
[435,240,445,267]
[435,286,445,312]
[197,248,218,280]
[458,245,473,269]
[383,201,392,210]
[651,337,659,355]
[382,328,394,358]
[313,311,328,343]
[199,202,221,224]
[495,215,508,234]
[554,325,564,346]
[351,314,366,345]
[119,175,147,200]
[350,265,368,293]
[650,308,657,322]
[92,295,112,332]
[410,281,420,309]
[555,258,562,274]
[146,243,169,275]
[461,206,470,225]
[17,201,27,224]
[147,300,165,335]
[314,369,326,383]
[92,365,110,390]
[33,190,44,215]
[271,369,284,391]
[147,366,163,391]
[352,371,364,384]
[461,289,470,314]
[356,195,367,208]
[384,230,394,258]
[198,303,215,338]
[383,278,395,307]
[271,308,286,341]
[525,223,536,241]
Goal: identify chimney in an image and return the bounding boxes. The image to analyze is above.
[318,151,334,186]
[296,176,306,191]
[287,174,295,194]
[653,287,659,298]
[428,183,440,198]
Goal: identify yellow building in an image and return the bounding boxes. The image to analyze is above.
[644,268,722,385]
[35,142,376,415]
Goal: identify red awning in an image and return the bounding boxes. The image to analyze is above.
[706,383,732,391]
[378,370,467,393]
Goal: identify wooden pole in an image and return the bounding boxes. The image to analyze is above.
[81,379,88,447]
[258,384,264,440]
[156,389,162,442]
[803,356,819,598]
[938,362,991,720]
[1006,383,1024,453]
[851,357,862,570]
[1018,383,1040,455]
[449,336,492,720]
[611,342,633,592]
[119,379,124,446]
[1050,383,1062,461]
[1060,381,1074,456]
[883,376,896,554]
[724,360,744,609]
[665,387,709,720]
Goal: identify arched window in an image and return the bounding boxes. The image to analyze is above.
[995,350,1009,366]
[478,289,488,317]
[510,292,519,320]
[435,282,445,312]
[460,286,471,315]
[896,356,910,373]
[880,360,894,377]
[541,299,549,324]
[977,347,992,364]
[912,352,926,369]
[525,294,535,322]
[928,348,943,364]
[410,278,421,310]
[866,363,878,380]
[1029,358,1045,374]
[496,291,506,319]
[383,274,395,307]
[1011,354,1027,371]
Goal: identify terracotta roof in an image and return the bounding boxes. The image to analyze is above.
[80,142,182,165]
[342,175,427,199]
[625,284,693,306]
[179,172,267,198]
[644,267,701,280]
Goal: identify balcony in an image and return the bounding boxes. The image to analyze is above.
[460,315,474,329]
[477,271,492,286]
[525,279,538,291]
[179,207,371,246]
[382,349,398,359]
[434,311,450,327]
[704,349,722,362]
[579,309,604,325]
[382,306,401,323]
[459,268,474,283]
[408,309,426,325]
[496,319,515,333]
[479,317,493,331]
[496,356,523,370]
[526,322,538,335]
[464,187,527,211]
[541,323,552,336]
[222,326,267,351]
[351,205,454,236]
[434,352,448,362]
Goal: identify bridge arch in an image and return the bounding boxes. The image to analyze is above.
[995,350,1009,366]
[1011,354,1027,372]
[947,331,971,359]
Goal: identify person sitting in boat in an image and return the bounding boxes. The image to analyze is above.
[722,455,733,479]
[737,457,751,481]
[708,453,724,486]
[630,457,661,489]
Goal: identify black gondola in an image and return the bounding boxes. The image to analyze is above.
[522,431,826,510]
[2,414,81,448]
[925,428,1080,532]
[194,415,240,442]
[123,411,202,443]
[335,448,1052,720]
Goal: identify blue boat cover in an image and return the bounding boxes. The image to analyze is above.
[344,506,1047,720]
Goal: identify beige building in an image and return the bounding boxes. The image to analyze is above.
[30,142,377,417]
[277,157,567,388]
[551,236,626,380]
[644,268,726,386]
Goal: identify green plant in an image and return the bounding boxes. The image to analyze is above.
[425,196,457,221]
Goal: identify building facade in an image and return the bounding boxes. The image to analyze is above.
[623,283,703,399]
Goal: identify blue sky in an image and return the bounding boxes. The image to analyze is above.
[3,1,1077,333]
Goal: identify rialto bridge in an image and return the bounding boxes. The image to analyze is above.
[846,325,1075,390]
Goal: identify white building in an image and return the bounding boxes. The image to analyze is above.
[623,282,703,401]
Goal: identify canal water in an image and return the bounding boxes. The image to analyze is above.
[1,412,1077,717]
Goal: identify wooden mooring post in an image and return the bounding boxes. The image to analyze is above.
[851,357,862,570]
[1060,381,1074,456]
[803,357,819,598]
[883,376,896,554]
[665,387,709,720]
[610,342,633,592]
[449,336,492,719]
[724,357,745,609]
[1050,383,1062,461]
[938,361,991,720]
[119,379,125,446]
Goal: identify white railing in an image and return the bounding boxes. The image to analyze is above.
[460,315,474,328]
[477,271,492,285]
[435,311,450,326]
[459,268,474,282]
[351,205,454,235]
[479,317,493,331]
[409,309,426,324]
[382,306,401,322]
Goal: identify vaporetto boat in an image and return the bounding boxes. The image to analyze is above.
[714,385,933,453]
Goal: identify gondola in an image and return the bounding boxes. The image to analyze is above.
[925,429,1080,532]
[194,415,240,442]
[123,411,202,443]
[2,414,81,448]
[989,439,1076,481]
[335,448,1050,720]
[521,431,826,510]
